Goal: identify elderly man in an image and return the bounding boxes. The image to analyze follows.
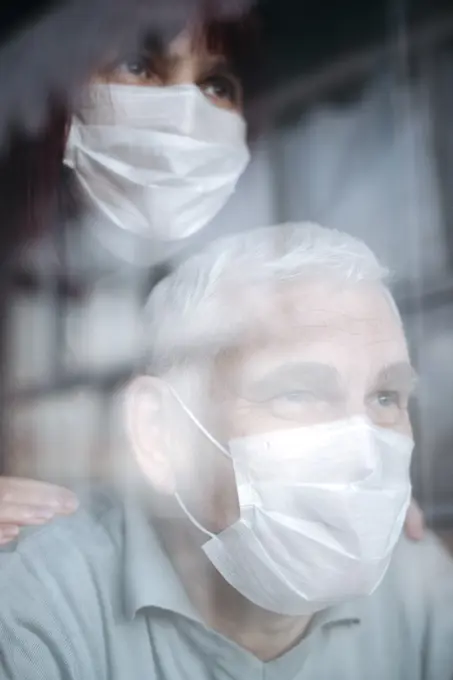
[1,222,452,679]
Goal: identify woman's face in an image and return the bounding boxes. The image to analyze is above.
[95,29,243,114]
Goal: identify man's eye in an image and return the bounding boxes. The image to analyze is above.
[280,391,319,403]
[374,391,401,408]
[368,390,410,428]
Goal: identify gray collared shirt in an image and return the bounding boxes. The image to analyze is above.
[0,486,453,680]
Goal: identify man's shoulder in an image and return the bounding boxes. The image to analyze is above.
[0,484,126,599]
[387,532,453,589]
[369,532,453,621]
[0,486,130,679]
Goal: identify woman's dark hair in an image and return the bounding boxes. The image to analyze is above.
[0,103,69,266]
[204,10,261,105]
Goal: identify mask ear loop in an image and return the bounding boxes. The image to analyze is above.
[166,383,231,459]
[174,491,215,538]
[166,383,231,539]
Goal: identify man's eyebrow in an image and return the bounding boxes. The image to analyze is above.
[373,362,419,390]
[242,362,342,401]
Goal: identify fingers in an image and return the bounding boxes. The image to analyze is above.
[0,525,20,545]
[0,503,60,526]
[0,478,79,545]
[404,500,425,541]
[0,478,78,516]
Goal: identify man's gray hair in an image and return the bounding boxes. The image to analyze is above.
[143,222,392,373]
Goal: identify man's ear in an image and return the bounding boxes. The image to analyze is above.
[124,376,176,495]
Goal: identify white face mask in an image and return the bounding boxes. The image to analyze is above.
[64,83,250,245]
[171,391,413,616]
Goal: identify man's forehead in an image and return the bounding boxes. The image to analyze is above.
[275,278,395,318]
[220,278,410,381]
[236,277,404,343]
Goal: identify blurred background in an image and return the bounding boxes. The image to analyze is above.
[1,0,453,543]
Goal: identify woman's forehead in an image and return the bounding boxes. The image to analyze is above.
[155,27,231,68]
[135,19,248,71]
[133,21,225,53]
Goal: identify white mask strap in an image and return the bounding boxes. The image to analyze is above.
[174,491,215,539]
[166,383,231,459]
[166,383,229,540]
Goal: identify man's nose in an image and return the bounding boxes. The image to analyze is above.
[349,418,384,485]
[344,393,368,421]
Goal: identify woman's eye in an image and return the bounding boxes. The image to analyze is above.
[113,57,153,80]
[126,60,147,76]
[200,76,241,106]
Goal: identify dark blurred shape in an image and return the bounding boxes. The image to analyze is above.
[0,0,59,44]
[247,0,453,127]
[253,0,453,93]
[0,106,68,267]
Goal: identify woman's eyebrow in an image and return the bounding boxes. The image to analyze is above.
[108,35,163,72]
[198,55,240,81]
[140,33,166,57]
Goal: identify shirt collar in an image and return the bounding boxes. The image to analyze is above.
[122,492,199,622]
[309,599,363,633]
[121,489,363,629]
